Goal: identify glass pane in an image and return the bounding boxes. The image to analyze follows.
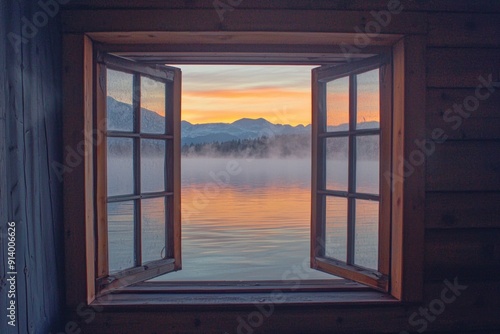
[141,139,166,193]
[356,69,379,129]
[108,201,135,273]
[107,69,134,132]
[326,76,349,131]
[325,137,349,191]
[107,137,134,196]
[141,76,166,134]
[325,196,348,262]
[354,199,379,270]
[142,197,166,264]
[356,135,379,194]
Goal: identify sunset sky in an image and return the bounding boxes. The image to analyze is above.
[108,65,379,127]
[179,65,315,126]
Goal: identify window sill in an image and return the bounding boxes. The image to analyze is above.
[91,279,399,310]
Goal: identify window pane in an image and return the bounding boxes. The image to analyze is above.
[326,76,349,131]
[354,199,379,270]
[356,135,379,194]
[141,76,166,134]
[107,137,134,196]
[325,137,348,191]
[142,197,166,264]
[356,69,379,129]
[107,69,134,132]
[108,201,135,273]
[141,139,166,193]
[325,196,348,262]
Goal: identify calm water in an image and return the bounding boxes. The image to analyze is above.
[107,157,379,281]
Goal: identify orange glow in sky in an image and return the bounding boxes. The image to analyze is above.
[109,65,380,126]
[179,65,315,126]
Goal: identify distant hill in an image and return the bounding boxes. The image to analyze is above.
[106,97,379,159]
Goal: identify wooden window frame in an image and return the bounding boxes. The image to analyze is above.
[311,54,392,292]
[62,31,425,308]
[94,53,182,295]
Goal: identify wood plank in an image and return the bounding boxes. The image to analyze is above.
[70,291,500,334]
[62,9,426,34]
[427,48,500,88]
[426,192,500,229]
[426,141,500,192]
[391,35,426,302]
[64,0,500,12]
[426,88,500,140]
[171,67,182,270]
[378,56,392,277]
[78,305,411,334]
[20,2,65,332]
[95,62,108,278]
[425,229,500,281]
[63,34,96,307]
[428,13,500,47]
[89,31,400,46]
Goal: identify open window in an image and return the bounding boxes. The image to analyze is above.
[95,54,182,295]
[94,53,393,294]
[311,55,392,292]
[93,50,394,295]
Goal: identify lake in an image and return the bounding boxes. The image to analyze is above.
[107,157,379,281]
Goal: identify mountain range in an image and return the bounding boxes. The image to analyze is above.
[106,96,379,145]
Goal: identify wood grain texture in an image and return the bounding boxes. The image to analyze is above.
[428,13,500,47]
[62,34,96,306]
[425,229,500,281]
[61,9,426,34]
[426,141,500,192]
[391,35,427,302]
[64,0,500,12]
[426,88,500,140]
[426,192,500,229]
[0,1,64,333]
[427,48,500,88]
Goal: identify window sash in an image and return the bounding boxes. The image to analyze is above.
[311,55,392,292]
[95,53,182,295]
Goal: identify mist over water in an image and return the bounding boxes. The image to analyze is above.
[107,155,379,281]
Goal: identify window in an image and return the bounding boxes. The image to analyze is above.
[62,32,426,310]
[95,54,181,294]
[311,55,392,292]
[93,52,392,295]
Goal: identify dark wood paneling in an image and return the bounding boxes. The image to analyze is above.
[61,9,426,34]
[426,88,500,140]
[426,192,500,229]
[425,229,500,281]
[427,48,500,88]
[428,13,500,47]
[73,291,500,334]
[0,1,64,333]
[426,141,500,192]
[64,0,500,12]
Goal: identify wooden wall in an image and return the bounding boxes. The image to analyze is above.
[1,0,499,333]
[0,1,64,333]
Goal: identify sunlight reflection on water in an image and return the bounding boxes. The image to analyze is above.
[108,157,378,281]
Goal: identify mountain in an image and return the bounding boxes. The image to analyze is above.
[181,117,310,145]
[106,97,312,144]
[107,97,379,159]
